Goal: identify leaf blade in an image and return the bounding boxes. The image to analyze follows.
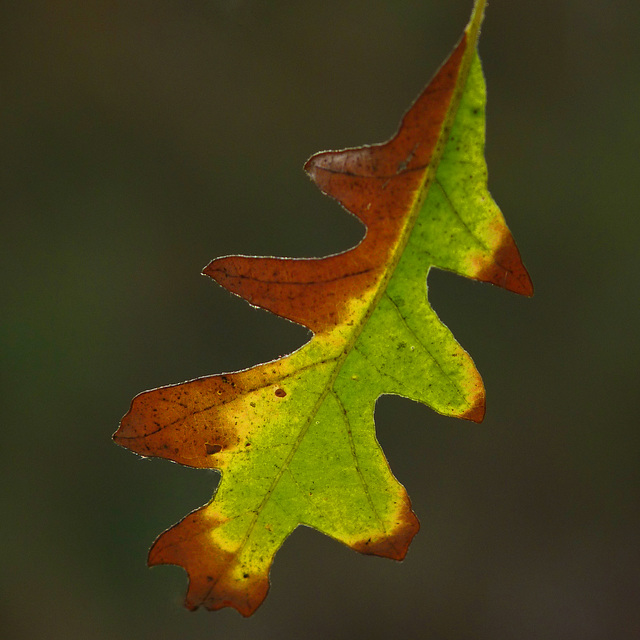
[114,0,532,616]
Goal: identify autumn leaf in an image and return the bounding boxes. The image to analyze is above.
[114,0,532,617]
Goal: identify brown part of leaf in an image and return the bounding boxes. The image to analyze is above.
[203,37,467,334]
[460,391,486,423]
[350,494,420,560]
[205,253,382,334]
[148,507,270,617]
[305,36,467,213]
[476,229,534,296]
[113,375,246,468]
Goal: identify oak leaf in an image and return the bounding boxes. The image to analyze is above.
[114,0,532,616]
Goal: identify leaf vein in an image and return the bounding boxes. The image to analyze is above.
[384,292,468,404]
[330,389,385,531]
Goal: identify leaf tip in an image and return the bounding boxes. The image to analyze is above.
[148,508,271,617]
[112,413,136,449]
[461,394,486,423]
[201,256,230,289]
[476,230,534,297]
[351,499,420,561]
[111,394,157,456]
[303,149,348,198]
[303,150,342,181]
[303,154,319,180]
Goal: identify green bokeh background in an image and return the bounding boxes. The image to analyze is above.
[2,1,639,638]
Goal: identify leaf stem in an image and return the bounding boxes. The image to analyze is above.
[467,0,487,48]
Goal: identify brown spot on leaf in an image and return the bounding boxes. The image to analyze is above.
[351,495,420,561]
[203,37,467,335]
[205,443,223,455]
[476,229,534,297]
[274,388,287,398]
[113,376,244,468]
[148,506,270,617]
[460,393,486,423]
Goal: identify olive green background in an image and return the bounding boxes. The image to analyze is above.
[2,1,639,638]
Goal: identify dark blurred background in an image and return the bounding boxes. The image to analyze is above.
[2,0,639,638]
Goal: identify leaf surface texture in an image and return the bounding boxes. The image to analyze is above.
[114,0,532,616]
